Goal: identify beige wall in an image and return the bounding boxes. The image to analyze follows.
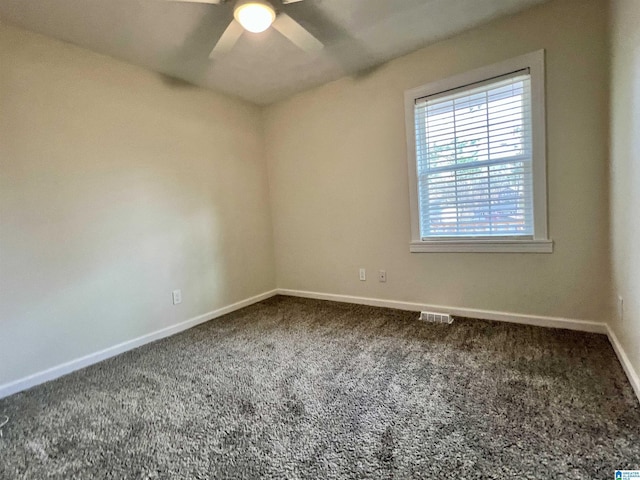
[264,0,611,321]
[0,23,276,386]
[610,0,640,376]
[0,0,624,390]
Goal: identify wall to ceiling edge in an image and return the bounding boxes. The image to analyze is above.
[265,0,640,393]
[2,0,635,395]
[0,21,277,388]
[264,0,612,323]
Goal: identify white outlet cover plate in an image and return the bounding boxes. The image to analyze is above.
[172,289,182,305]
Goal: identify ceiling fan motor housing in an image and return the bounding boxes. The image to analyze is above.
[233,0,276,33]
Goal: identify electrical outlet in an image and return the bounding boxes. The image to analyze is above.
[618,295,624,323]
[172,289,182,305]
[378,270,387,283]
[359,268,366,281]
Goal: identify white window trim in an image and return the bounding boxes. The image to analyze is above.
[404,50,552,254]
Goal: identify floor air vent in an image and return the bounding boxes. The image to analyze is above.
[419,311,453,324]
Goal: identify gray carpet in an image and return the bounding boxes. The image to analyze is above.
[0,296,639,479]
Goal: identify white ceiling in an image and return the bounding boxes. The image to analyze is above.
[0,0,548,105]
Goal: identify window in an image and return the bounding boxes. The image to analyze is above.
[404,50,551,253]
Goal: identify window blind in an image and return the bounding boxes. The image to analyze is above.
[414,70,533,239]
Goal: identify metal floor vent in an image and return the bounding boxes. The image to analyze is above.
[419,311,453,324]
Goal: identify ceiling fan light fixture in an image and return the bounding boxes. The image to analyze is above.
[234,0,276,34]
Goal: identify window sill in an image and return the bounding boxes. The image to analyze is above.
[410,239,553,253]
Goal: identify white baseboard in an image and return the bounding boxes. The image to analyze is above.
[277,289,608,334]
[4,288,637,406]
[0,290,278,400]
[607,325,640,403]
[279,288,639,403]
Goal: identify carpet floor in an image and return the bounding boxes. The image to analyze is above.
[0,295,639,479]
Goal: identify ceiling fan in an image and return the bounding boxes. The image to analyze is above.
[169,0,324,58]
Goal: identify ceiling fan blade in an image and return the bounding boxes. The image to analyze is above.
[281,0,305,3]
[272,13,323,53]
[282,3,377,77]
[167,0,223,4]
[210,20,244,58]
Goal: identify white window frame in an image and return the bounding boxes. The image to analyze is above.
[404,50,552,253]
